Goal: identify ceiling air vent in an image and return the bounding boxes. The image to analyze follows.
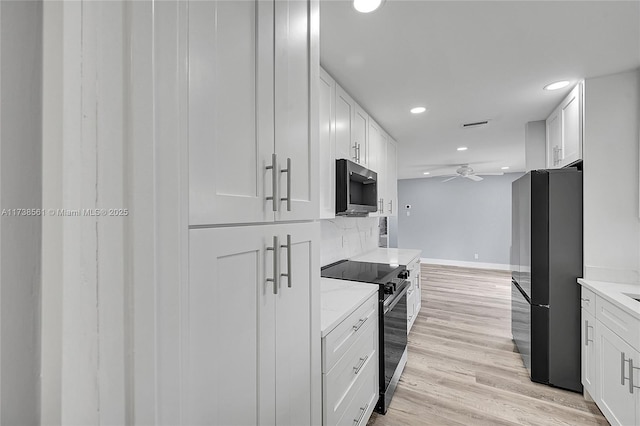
[461,120,489,129]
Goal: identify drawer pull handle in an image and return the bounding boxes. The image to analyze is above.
[584,319,593,346]
[622,354,640,394]
[580,297,590,303]
[352,317,367,332]
[353,403,369,426]
[353,355,368,375]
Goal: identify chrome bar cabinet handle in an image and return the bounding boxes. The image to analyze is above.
[266,236,279,294]
[281,234,292,288]
[353,403,368,426]
[280,158,291,211]
[584,320,593,346]
[353,355,368,375]
[352,317,367,332]
[388,199,393,214]
[265,153,278,211]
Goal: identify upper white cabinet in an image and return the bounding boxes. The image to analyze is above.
[368,118,384,216]
[335,84,355,163]
[354,104,369,167]
[386,137,398,217]
[319,68,336,219]
[186,222,320,425]
[546,81,584,169]
[321,67,398,217]
[189,0,318,226]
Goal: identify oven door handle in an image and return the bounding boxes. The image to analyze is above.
[384,282,409,314]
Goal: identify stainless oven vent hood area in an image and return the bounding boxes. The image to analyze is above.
[336,159,378,216]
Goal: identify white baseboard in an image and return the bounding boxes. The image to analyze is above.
[420,257,512,271]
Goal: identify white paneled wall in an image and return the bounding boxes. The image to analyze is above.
[321,217,379,266]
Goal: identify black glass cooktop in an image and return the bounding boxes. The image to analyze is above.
[321,260,402,284]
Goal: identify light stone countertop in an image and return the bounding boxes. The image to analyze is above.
[350,248,422,266]
[578,278,640,320]
[321,278,378,338]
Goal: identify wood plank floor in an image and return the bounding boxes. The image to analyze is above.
[367,264,608,426]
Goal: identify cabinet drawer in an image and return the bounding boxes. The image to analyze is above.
[323,293,378,373]
[596,295,640,349]
[335,359,378,426]
[581,287,596,316]
[324,325,377,426]
[406,258,420,273]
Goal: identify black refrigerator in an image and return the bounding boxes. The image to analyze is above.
[511,169,583,392]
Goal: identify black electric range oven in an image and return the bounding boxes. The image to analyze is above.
[321,260,409,414]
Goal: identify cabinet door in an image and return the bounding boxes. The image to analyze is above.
[188,1,275,225]
[353,104,368,167]
[367,118,383,216]
[335,84,355,162]
[581,309,596,397]
[319,68,336,219]
[186,225,276,425]
[275,222,320,425]
[595,320,639,426]
[558,82,583,167]
[546,106,561,168]
[274,0,318,222]
[386,137,398,216]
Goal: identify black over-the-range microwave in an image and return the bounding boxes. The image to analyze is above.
[336,159,378,216]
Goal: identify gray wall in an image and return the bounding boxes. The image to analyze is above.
[397,173,523,265]
[1,1,43,423]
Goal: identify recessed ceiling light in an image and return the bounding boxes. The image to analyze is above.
[457,147,468,151]
[423,172,430,175]
[353,0,383,13]
[543,80,570,91]
[501,166,510,170]
[410,106,426,114]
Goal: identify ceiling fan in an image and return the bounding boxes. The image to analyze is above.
[439,164,503,182]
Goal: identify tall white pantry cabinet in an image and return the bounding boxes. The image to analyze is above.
[187,1,320,425]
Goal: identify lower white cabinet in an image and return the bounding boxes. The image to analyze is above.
[187,222,320,425]
[579,281,640,426]
[581,309,596,397]
[595,319,640,426]
[407,257,421,333]
[322,292,378,426]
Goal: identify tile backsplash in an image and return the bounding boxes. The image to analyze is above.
[320,217,380,266]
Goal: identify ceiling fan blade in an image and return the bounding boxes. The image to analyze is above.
[465,174,483,181]
[476,172,504,176]
[441,176,458,183]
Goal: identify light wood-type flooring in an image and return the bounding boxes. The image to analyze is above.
[367,264,608,426]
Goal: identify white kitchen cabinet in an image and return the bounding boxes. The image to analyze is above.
[546,81,584,169]
[406,256,421,333]
[335,83,355,163]
[319,68,336,219]
[189,0,318,226]
[595,320,639,426]
[353,103,369,167]
[579,280,640,426]
[386,137,398,217]
[322,292,378,426]
[187,222,320,425]
[581,309,596,397]
[368,118,384,216]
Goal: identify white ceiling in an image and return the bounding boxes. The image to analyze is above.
[320,0,640,179]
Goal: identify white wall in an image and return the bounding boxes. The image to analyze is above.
[0,1,42,423]
[583,69,640,284]
[320,217,379,266]
[397,173,523,268]
[525,120,546,171]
